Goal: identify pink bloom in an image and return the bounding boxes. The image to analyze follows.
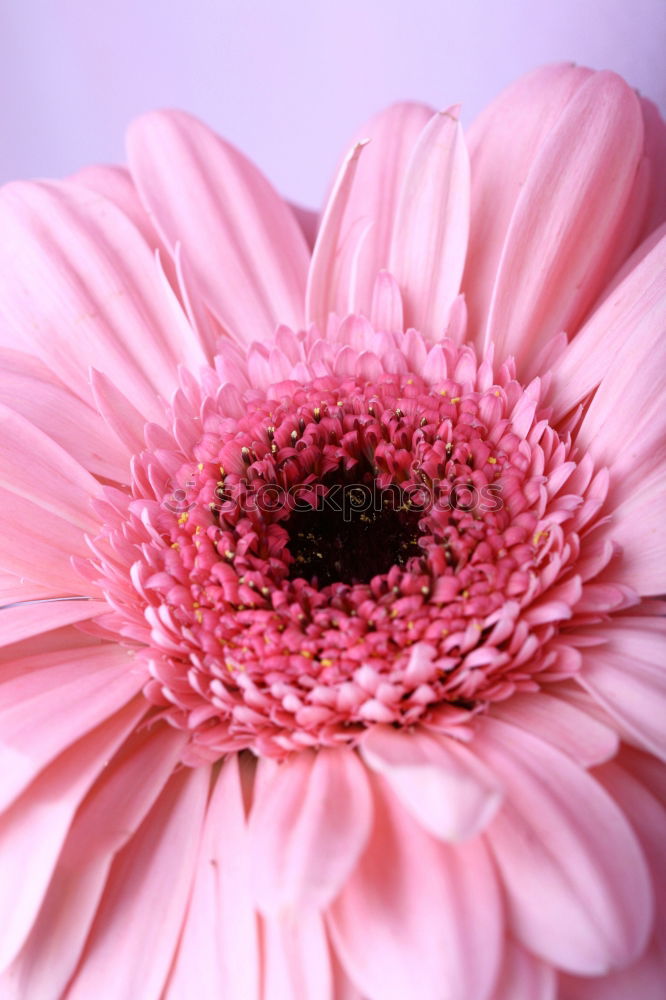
[0,63,664,999]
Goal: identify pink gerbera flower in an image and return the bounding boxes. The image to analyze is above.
[0,63,664,999]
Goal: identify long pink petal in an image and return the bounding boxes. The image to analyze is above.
[489,691,618,766]
[127,110,309,347]
[549,229,665,423]
[66,765,208,1000]
[328,775,503,1000]
[639,97,666,241]
[463,63,594,347]
[305,141,368,329]
[260,910,332,1000]
[0,405,101,531]
[320,101,434,319]
[0,643,145,810]
[0,180,200,420]
[360,724,502,841]
[490,942,556,1000]
[2,725,184,1000]
[577,616,666,761]
[0,697,144,970]
[558,944,666,1000]
[481,71,644,371]
[166,755,260,1000]
[248,748,372,915]
[476,717,652,975]
[0,349,129,482]
[389,106,470,340]
[0,599,107,648]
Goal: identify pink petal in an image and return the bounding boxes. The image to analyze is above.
[0,180,200,421]
[481,71,644,372]
[320,101,434,319]
[489,691,618,766]
[127,110,309,347]
[463,63,594,349]
[577,616,666,761]
[389,106,470,340]
[2,725,185,1000]
[476,717,652,975]
[288,201,319,250]
[66,765,208,1000]
[306,141,369,329]
[639,97,666,241]
[260,910,332,1000]
[0,405,101,532]
[0,697,144,970]
[360,724,502,841]
[248,748,372,915]
[0,349,129,482]
[90,367,148,457]
[0,643,145,810]
[549,229,665,423]
[0,599,108,648]
[166,755,259,1000]
[490,942,556,1000]
[328,775,503,1000]
[558,945,666,1000]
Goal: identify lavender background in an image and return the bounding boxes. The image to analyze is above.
[2,0,665,207]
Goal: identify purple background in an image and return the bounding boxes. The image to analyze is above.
[2,0,665,207]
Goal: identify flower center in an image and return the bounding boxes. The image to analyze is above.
[285,479,422,586]
[87,336,615,762]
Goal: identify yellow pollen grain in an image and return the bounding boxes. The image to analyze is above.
[407,621,414,630]
[494,390,500,397]
[321,658,333,667]
[170,542,180,550]
[177,512,189,525]
[439,389,447,396]
[195,525,202,534]
[194,610,203,623]
[197,463,204,471]
[533,531,543,546]
[406,378,414,385]
[488,456,497,464]
[451,396,461,404]
[461,589,470,599]
[301,650,313,659]
[224,550,234,559]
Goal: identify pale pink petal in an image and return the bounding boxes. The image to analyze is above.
[476,717,652,975]
[306,141,369,329]
[321,101,434,318]
[2,725,185,1000]
[0,405,101,531]
[604,477,666,596]
[489,691,618,766]
[248,748,372,915]
[328,776,503,1000]
[0,488,96,593]
[0,349,129,482]
[90,367,148,457]
[577,617,666,761]
[558,945,666,1000]
[639,97,666,240]
[0,643,145,810]
[166,755,260,1000]
[261,910,332,1000]
[65,765,208,1000]
[0,698,144,970]
[490,942,556,1000]
[370,269,404,332]
[480,71,644,371]
[389,106,470,340]
[463,63,593,346]
[360,724,502,841]
[127,110,309,347]
[0,180,200,420]
[549,229,665,423]
[0,599,107,648]
[289,201,319,249]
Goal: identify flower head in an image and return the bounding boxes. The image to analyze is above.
[0,63,664,999]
